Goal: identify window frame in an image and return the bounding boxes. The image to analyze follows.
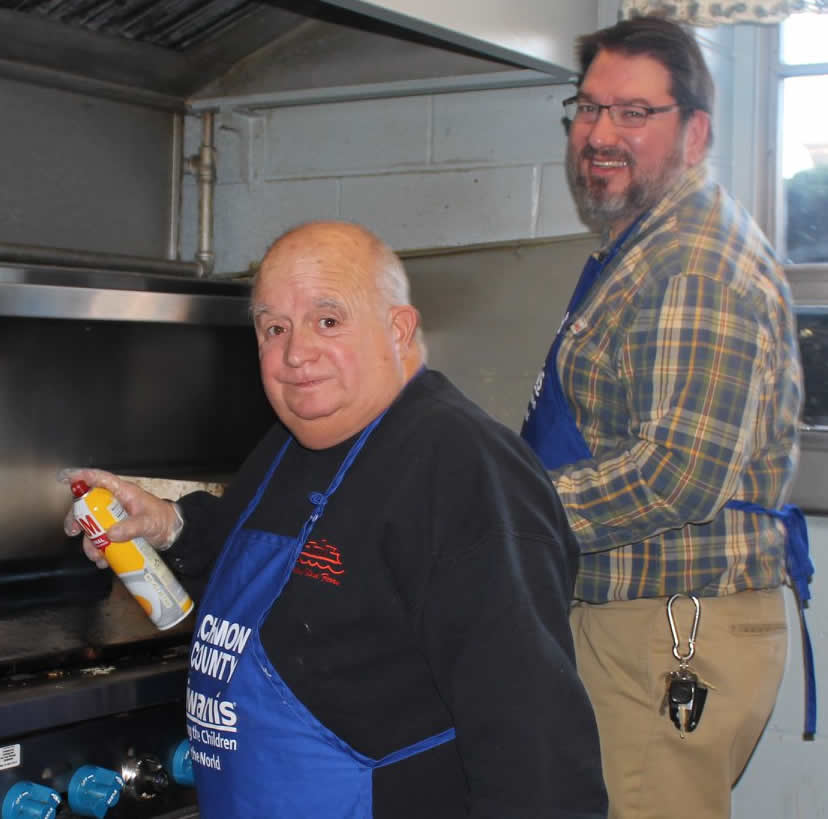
[765,16,828,512]
[769,16,828,269]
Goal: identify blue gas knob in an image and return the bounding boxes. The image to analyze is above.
[67,766,124,818]
[1,781,61,819]
[167,740,194,787]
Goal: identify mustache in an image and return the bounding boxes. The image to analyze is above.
[580,145,634,164]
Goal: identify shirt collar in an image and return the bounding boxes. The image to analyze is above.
[638,162,709,235]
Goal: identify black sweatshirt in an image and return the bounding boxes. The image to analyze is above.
[170,369,607,818]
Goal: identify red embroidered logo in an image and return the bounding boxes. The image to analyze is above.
[293,539,344,586]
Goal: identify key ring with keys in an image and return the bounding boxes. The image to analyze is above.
[667,593,700,663]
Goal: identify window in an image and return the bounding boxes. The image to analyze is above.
[777,13,828,264]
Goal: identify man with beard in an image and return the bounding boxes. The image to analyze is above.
[521,15,808,819]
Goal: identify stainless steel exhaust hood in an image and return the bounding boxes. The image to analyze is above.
[323,0,595,76]
[0,0,593,104]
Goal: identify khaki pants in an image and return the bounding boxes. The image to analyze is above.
[570,589,787,819]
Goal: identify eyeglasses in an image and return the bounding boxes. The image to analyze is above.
[563,96,682,129]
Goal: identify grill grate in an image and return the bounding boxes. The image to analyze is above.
[0,0,265,50]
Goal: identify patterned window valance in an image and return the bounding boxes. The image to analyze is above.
[620,1,828,25]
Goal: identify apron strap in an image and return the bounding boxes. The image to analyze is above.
[557,213,648,336]
[521,216,646,469]
[373,728,457,769]
[306,408,388,526]
[304,369,427,526]
[235,436,292,532]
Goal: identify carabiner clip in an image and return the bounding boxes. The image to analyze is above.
[667,593,701,663]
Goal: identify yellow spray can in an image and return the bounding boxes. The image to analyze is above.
[70,480,193,630]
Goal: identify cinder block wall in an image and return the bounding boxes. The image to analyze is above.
[0,75,173,256]
[181,82,584,274]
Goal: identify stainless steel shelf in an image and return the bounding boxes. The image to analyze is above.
[0,265,253,325]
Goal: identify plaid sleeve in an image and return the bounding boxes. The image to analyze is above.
[551,272,769,554]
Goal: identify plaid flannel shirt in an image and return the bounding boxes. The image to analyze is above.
[550,165,803,602]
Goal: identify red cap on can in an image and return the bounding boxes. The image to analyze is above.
[70,479,90,498]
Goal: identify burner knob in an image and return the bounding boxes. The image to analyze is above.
[1,781,61,819]
[120,755,168,800]
[67,766,123,818]
[167,740,194,787]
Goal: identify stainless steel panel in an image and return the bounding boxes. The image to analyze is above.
[786,264,828,513]
[1,312,273,564]
[324,0,594,75]
[0,265,253,324]
[406,235,596,432]
[0,281,249,324]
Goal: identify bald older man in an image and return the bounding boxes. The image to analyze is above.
[63,221,607,819]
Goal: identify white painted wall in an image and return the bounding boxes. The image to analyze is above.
[180,15,826,818]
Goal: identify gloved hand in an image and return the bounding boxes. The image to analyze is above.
[58,468,183,569]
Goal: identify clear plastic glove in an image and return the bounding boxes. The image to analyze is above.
[58,467,183,570]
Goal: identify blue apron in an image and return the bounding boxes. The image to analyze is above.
[521,217,642,469]
[186,413,456,818]
[521,228,817,738]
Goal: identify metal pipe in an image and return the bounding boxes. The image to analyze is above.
[0,57,185,114]
[168,112,184,261]
[0,242,199,276]
[190,111,216,278]
[187,70,569,114]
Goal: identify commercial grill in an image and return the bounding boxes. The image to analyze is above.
[0,265,273,818]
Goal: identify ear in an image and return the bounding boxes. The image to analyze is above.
[683,109,710,167]
[389,304,420,355]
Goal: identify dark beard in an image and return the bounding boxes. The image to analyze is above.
[566,141,684,233]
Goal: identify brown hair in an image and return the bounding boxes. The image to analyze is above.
[576,15,714,146]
